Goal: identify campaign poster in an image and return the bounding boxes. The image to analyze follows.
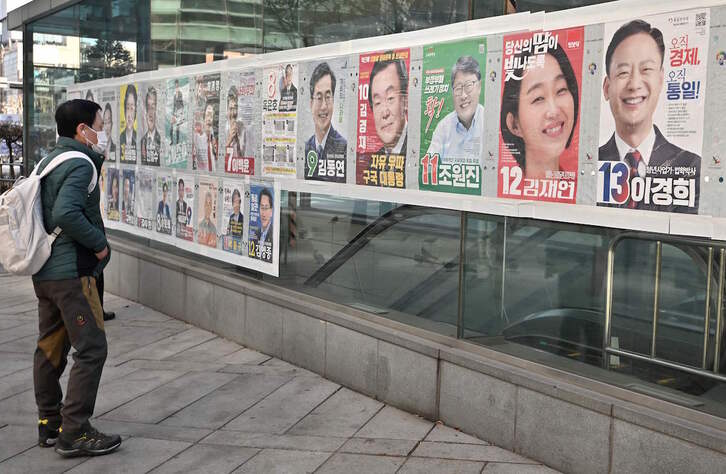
[196,177,219,249]
[165,77,191,168]
[121,169,136,225]
[300,58,350,183]
[356,49,410,188]
[135,169,154,230]
[119,83,139,164]
[498,29,583,204]
[139,82,163,167]
[155,173,173,235]
[222,179,245,254]
[83,89,96,103]
[420,39,486,195]
[248,183,274,263]
[175,174,194,241]
[597,10,707,213]
[99,166,107,219]
[99,88,118,163]
[191,73,220,172]
[221,71,256,175]
[261,63,298,177]
[106,167,120,221]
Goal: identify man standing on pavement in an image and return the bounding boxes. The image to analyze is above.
[32,99,122,457]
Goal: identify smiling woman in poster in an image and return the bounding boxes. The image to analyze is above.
[500,46,579,180]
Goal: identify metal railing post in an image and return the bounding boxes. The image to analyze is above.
[651,241,662,358]
[702,247,713,369]
[714,250,724,374]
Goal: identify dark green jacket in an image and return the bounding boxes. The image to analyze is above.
[33,137,109,281]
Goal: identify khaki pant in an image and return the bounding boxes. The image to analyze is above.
[33,276,107,432]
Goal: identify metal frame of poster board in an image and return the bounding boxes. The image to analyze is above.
[69,0,726,254]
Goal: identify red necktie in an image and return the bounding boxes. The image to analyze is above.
[207,136,213,171]
[624,150,642,209]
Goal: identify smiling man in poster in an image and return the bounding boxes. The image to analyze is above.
[599,16,704,213]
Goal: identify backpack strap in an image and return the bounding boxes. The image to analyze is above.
[36,151,98,194]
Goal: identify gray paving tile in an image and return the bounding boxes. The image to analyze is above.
[0,389,37,424]
[0,444,88,474]
[316,453,405,474]
[161,374,290,429]
[0,367,33,400]
[0,424,36,463]
[481,463,561,473]
[288,388,383,438]
[167,337,242,363]
[149,444,259,474]
[93,369,184,416]
[201,431,347,452]
[115,327,217,362]
[0,353,32,378]
[339,438,417,456]
[355,405,434,440]
[93,419,213,443]
[411,442,538,464]
[101,371,238,423]
[220,362,319,378]
[224,376,339,434]
[218,348,271,365]
[425,424,489,445]
[230,448,330,474]
[0,322,36,344]
[398,457,485,474]
[0,335,39,353]
[0,319,28,330]
[106,326,186,359]
[121,359,226,373]
[65,437,191,474]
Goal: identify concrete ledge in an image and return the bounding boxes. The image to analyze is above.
[106,235,726,474]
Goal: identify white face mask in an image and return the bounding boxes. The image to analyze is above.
[84,127,108,154]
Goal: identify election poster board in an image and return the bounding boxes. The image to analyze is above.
[135,168,155,231]
[420,39,486,195]
[99,88,118,164]
[197,177,219,249]
[139,82,163,167]
[121,168,136,226]
[165,77,191,169]
[299,58,351,183]
[119,84,139,164]
[262,63,298,177]
[220,70,257,175]
[248,183,275,263]
[356,49,411,188]
[99,166,107,219]
[597,10,707,213]
[191,73,220,172]
[498,28,584,204]
[222,179,245,255]
[106,167,120,222]
[175,174,195,241]
[155,172,174,235]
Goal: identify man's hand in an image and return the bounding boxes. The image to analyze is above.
[95,246,109,260]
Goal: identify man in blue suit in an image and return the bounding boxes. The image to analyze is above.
[304,62,347,182]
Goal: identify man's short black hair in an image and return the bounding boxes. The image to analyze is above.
[368,54,408,107]
[310,62,336,99]
[259,187,273,207]
[146,86,157,106]
[232,188,241,202]
[55,99,101,138]
[178,178,184,188]
[104,102,113,119]
[605,19,665,76]
[162,182,168,192]
[285,64,293,75]
[228,85,238,103]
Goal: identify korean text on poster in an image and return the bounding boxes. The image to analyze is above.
[222,180,245,254]
[420,39,486,195]
[262,64,298,177]
[155,173,173,235]
[302,59,349,183]
[356,49,410,188]
[99,88,118,163]
[175,174,194,241]
[192,73,220,172]
[498,28,583,204]
[197,178,219,249]
[222,71,256,175]
[597,10,706,213]
[166,77,191,168]
[135,169,155,230]
[139,83,162,166]
[119,84,139,164]
[248,184,274,263]
[121,169,136,225]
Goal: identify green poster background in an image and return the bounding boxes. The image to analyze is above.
[419,38,486,195]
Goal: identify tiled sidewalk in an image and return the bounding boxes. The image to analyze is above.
[0,271,559,473]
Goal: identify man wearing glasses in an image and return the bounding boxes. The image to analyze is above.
[426,56,484,161]
[369,57,408,157]
[304,62,347,181]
